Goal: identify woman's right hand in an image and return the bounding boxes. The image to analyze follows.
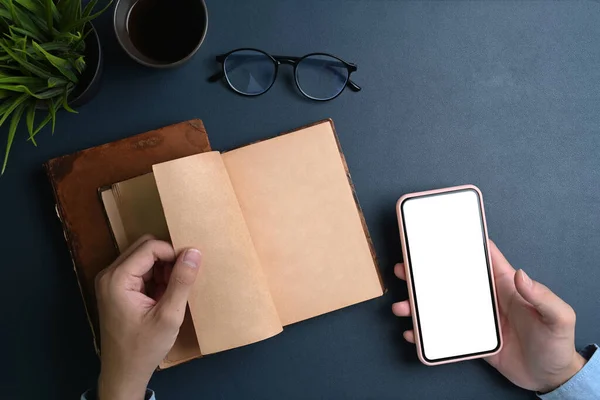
[392,241,585,393]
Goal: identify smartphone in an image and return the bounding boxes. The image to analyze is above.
[396,185,502,366]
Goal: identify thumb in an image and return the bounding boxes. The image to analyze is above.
[514,269,574,326]
[157,248,201,318]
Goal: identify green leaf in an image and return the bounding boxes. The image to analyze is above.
[7,26,36,42]
[47,76,68,87]
[33,86,64,99]
[44,0,52,32]
[13,0,52,34]
[27,9,54,35]
[48,95,57,133]
[0,64,22,72]
[0,83,35,96]
[19,30,26,52]
[62,0,112,33]
[0,75,45,85]
[8,0,46,41]
[32,109,51,136]
[73,55,85,73]
[4,0,19,25]
[40,0,61,22]
[82,0,98,19]
[0,41,52,79]
[1,95,25,174]
[31,40,78,83]
[57,0,80,32]
[54,30,81,44]
[17,40,71,51]
[0,83,46,97]
[80,26,91,45]
[0,96,14,115]
[25,99,36,145]
[15,41,72,58]
[13,0,43,15]
[0,8,12,21]
[0,91,27,127]
[38,42,73,53]
[62,85,76,113]
[11,0,51,34]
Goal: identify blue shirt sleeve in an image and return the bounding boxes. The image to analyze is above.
[538,344,600,400]
[80,388,156,400]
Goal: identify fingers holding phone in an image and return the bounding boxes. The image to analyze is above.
[391,263,415,343]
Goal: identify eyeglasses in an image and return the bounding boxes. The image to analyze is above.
[208,48,361,101]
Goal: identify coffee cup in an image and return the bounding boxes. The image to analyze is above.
[114,0,208,68]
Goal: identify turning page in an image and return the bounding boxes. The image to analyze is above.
[222,120,383,325]
[152,152,283,355]
[101,174,201,367]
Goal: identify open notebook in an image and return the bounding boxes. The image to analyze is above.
[100,120,384,368]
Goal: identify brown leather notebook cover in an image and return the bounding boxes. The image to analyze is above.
[44,120,211,354]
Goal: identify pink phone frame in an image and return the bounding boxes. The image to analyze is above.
[396,184,503,366]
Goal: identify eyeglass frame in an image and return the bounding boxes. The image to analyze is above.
[208,48,362,101]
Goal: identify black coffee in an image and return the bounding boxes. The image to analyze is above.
[127,0,205,64]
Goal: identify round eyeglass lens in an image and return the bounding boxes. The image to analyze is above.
[295,54,349,100]
[224,50,277,95]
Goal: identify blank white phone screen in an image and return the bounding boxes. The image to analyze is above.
[402,189,499,362]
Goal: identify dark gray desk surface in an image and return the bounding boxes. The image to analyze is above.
[2,1,599,399]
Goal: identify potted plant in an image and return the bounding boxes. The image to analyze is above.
[0,0,111,175]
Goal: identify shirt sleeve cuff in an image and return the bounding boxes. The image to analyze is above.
[538,344,600,400]
[81,388,156,400]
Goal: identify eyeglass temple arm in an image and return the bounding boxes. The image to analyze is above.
[207,54,228,82]
[347,80,361,92]
[208,71,224,82]
[208,54,362,91]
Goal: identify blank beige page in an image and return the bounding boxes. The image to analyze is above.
[222,121,383,326]
[153,152,283,354]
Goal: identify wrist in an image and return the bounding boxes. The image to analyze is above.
[540,352,586,393]
[98,369,149,400]
[565,352,587,381]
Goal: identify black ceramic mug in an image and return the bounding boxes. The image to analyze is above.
[114,0,208,68]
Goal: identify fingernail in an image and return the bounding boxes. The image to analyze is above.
[183,249,201,268]
[521,269,532,287]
